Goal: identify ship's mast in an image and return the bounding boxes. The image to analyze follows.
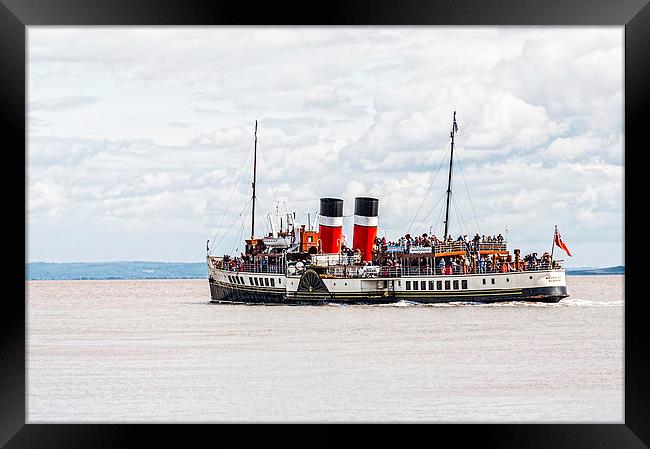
[251,120,258,240]
[443,111,458,239]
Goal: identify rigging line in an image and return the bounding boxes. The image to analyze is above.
[456,195,470,233]
[215,201,250,255]
[208,138,254,254]
[277,197,320,203]
[231,200,253,255]
[407,151,449,235]
[254,196,272,235]
[209,186,248,256]
[450,197,462,238]
[231,206,248,255]
[452,194,467,235]
[432,195,446,237]
[257,195,282,202]
[214,137,253,234]
[257,141,279,207]
[231,225,244,256]
[455,152,481,234]
[412,190,447,237]
[213,200,251,254]
[451,195,469,238]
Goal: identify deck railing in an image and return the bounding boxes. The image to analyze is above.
[380,241,507,254]
[310,253,361,266]
[324,260,564,278]
[216,262,286,274]
[476,242,508,252]
[210,252,561,278]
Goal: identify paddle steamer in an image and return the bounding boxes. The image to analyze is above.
[207,113,569,304]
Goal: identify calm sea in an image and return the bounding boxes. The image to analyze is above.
[27,275,624,423]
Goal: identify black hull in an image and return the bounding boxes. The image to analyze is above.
[209,282,568,305]
[209,281,287,304]
[397,286,568,304]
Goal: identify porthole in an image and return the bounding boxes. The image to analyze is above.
[529,276,533,280]
[506,278,509,282]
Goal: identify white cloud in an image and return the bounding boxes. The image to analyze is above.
[30,95,100,111]
[28,180,69,218]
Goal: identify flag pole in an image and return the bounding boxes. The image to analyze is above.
[550,225,556,260]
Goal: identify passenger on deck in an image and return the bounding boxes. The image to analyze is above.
[479,256,486,273]
[451,258,459,274]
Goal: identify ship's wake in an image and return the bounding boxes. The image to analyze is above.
[366,299,623,308]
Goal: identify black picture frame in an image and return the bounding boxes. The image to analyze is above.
[3,0,648,447]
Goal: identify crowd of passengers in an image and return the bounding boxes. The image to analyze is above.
[369,232,559,274]
[374,251,557,276]
[376,232,505,253]
[214,230,555,275]
[216,253,283,273]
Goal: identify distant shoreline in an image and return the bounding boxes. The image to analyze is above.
[26,261,624,281]
[27,278,206,281]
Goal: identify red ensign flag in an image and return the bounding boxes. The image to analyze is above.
[554,229,572,257]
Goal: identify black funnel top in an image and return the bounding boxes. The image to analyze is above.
[320,198,343,217]
[354,197,379,217]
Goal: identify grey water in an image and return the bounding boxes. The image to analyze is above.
[27,275,623,423]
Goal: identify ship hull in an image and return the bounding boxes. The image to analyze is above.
[209,280,567,305]
[392,285,568,303]
[209,281,287,304]
[208,258,568,305]
[208,281,397,305]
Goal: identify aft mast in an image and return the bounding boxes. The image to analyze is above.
[443,111,458,239]
[251,120,258,240]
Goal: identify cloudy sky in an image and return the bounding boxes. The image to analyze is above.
[27,27,623,267]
